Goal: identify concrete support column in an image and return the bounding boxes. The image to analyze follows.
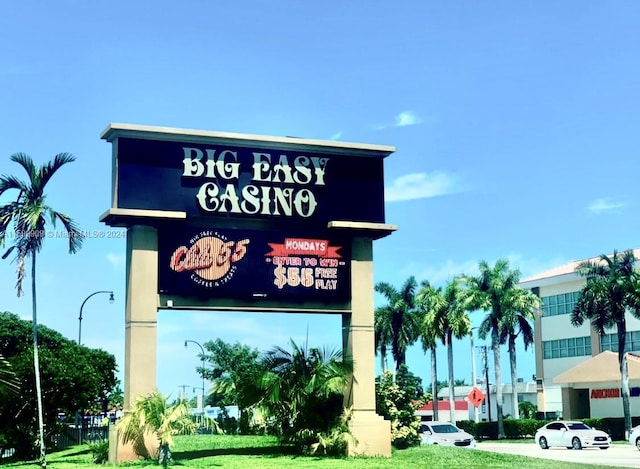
[343,237,391,456]
[124,225,159,409]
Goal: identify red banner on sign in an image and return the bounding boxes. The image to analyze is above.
[266,238,342,258]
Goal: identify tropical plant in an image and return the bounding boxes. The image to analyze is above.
[309,407,357,456]
[499,286,541,419]
[463,259,522,439]
[375,369,423,449]
[255,340,353,452]
[201,339,263,433]
[416,280,445,421]
[375,276,421,371]
[518,400,537,419]
[117,390,197,467]
[89,440,109,464]
[0,354,19,398]
[572,249,640,437]
[0,153,83,467]
[0,312,118,458]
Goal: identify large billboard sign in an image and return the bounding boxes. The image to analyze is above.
[115,137,385,226]
[158,226,350,301]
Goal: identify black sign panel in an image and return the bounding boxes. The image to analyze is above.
[116,137,384,227]
[158,226,351,301]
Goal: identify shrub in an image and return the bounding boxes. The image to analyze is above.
[89,440,109,464]
[375,371,422,449]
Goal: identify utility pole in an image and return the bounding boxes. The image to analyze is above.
[178,384,190,400]
[481,346,492,422]
[470,330,479,423]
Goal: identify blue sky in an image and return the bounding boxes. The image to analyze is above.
[1,1,640,401]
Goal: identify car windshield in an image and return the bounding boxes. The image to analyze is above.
[567,423,590,430]
[431,424,460,434]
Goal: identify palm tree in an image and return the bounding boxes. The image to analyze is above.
[571,249,640,437]
[464,259,521,439]
[499,287,541,419]
[374,311,392,373]
[416,280,446,421]
[375,276,421,371]
[256,340,353,444]
[0,153,82,466]
[440,279,472,423]
[118,390,197,467]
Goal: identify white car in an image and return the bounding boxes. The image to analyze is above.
[628,425,640,450]
[535,421,611,450]
[419,421,476,448]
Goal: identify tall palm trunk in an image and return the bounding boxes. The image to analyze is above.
[31,252,46,466]
[618,321,631,437]
[492,328,504,439]
[508,335,519,420]
[430,346,439,421]
[446,334,456,423]
[380,345,388,373]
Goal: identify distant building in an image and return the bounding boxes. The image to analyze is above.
[520,249,640,420]
[436,382,537,421]
[416,400,469,423]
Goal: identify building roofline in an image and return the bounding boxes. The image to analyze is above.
[520,248,640,287]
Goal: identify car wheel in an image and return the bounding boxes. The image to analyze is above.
[636,438,640,451]
[538,437,548,449]
[572,437,582,450]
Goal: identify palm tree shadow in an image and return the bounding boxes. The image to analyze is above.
[173,445,297,460]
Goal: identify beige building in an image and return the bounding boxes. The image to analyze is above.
[520,249,640,420]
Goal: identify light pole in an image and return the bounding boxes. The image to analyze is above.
[78,291,114,345]
[470,328,479,423]
[481,345,492,422]
[185,340,206,410]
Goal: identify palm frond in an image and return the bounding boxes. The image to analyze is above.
[36,153,76,196]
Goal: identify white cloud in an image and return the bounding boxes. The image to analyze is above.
[329,131,342,140]
[405,253,568,288]
[385,171,463,202]
[394,110,421,127]
[106,252,125,269]
[587,197,625,215]
[375,110,423,130]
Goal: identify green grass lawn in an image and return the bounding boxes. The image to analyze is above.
[2,435,623,468]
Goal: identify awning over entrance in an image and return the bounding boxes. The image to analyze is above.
[553,351,640,384]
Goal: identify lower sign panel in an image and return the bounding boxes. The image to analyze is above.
[158,226,351,301]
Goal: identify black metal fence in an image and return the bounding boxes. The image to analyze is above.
[46,423,109,450]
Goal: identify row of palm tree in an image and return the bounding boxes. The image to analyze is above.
[375,260,541,438]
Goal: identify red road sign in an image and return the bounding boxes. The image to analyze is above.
[468,386,485,408]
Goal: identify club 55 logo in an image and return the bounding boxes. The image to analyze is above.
[169,231,250,287]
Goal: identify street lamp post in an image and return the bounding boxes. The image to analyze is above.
[185,340,206,411]
[78,291,114,345]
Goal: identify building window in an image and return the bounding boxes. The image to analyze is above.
[600,331,640,353]
[543,336,591,359]
[541,292,580,317]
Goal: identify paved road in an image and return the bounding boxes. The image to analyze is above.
[476,442,640,468]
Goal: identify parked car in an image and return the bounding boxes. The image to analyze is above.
[535,421,611,450]
[628,424,640,450]
[419,421,476,448]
